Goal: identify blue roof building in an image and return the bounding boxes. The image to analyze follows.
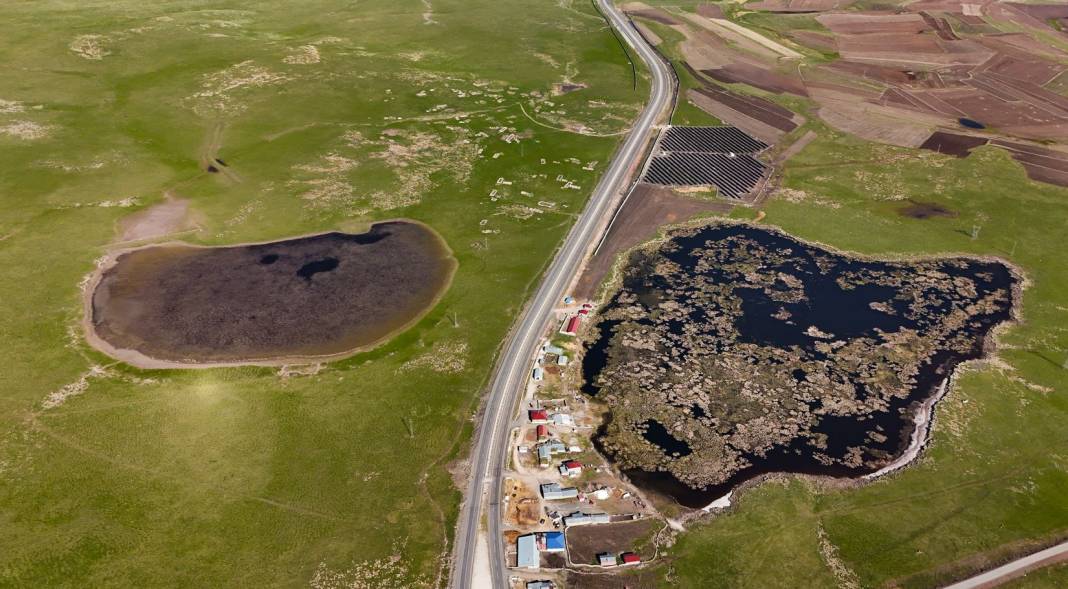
[543,531,565,552]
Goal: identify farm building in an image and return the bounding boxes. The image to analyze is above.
[542,531,566,553]
[540,482,579,500]
[552,413,574,426]
[543,343,565,355]
[526,582,554,589]
[560,315,581,335]
[556,354,569,366]
[563,511,610,527]
[598,552,617,567]
[558,460,583,477]
[532,366,544,381]
[537,440,568,465]
[621,552,641,565]
[528,409,549,423]
[536,424,548,441]
[517,534,539,569]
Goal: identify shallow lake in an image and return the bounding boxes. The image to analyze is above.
[89,220,455,365]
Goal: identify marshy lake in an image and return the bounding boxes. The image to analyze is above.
[87,220,456,367]
[583,223,1017,508]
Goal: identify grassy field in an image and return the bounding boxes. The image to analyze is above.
[0,0,645,586]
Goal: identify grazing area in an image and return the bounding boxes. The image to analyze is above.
[0,0,644,586]
[584,223,1016,507]
[90,221,455,366]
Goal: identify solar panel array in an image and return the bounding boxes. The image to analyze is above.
[643,126,769,199]
[644,153,766,197]
[658,126,768,154]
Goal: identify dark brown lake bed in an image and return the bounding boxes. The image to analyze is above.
[87,220,456,367]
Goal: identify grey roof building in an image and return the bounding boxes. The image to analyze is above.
[517,534,539,569]
[540,482,579,500]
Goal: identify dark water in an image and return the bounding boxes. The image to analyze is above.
[297,257,340,281]
[642,420,693,457]
[584,224,1016,508]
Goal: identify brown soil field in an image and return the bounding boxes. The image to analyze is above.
[692,84,801,136]
[624,8,679,25]
[573,184,731,300]
[920,12,960,41]
[919,131,989,157]
[827,60,916,85]
[815,98,938,148]
[696,3,724,19]
[817,13,931,35]
[898,199,959,219]
[86,220,456,367]
[748,0,853,13]
[687,89,789,144]
[566,570,660,588]
[565,519,659,566]
[836,35,993,67]
[789,30,837,51]
[702,62,809,96]
[974,53,1065,86]
[994,140,1068,186]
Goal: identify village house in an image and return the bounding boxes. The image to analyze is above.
[558,460,582,478]
[621,552,641,566]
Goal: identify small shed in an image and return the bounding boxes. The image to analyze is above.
[598,552,616,567]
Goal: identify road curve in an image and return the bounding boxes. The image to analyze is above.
[942,541,1068,589]
[449,1,674,587]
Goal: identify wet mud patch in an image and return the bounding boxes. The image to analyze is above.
[583,223,1017,508]
[897,200,958,219]
[88,221,455,367]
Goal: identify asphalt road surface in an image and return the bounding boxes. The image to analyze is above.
[942,540,1068,589]
[448,0,674,587]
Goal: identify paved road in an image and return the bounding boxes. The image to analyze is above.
[942,541,1068,589]
[448,1,674,587]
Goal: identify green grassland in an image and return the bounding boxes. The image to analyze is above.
[0,0,645,586]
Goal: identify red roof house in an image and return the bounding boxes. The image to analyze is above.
[561,315,581,335]
[621,552,641,565]
[536,424,548,440]
[529,409,549,423]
